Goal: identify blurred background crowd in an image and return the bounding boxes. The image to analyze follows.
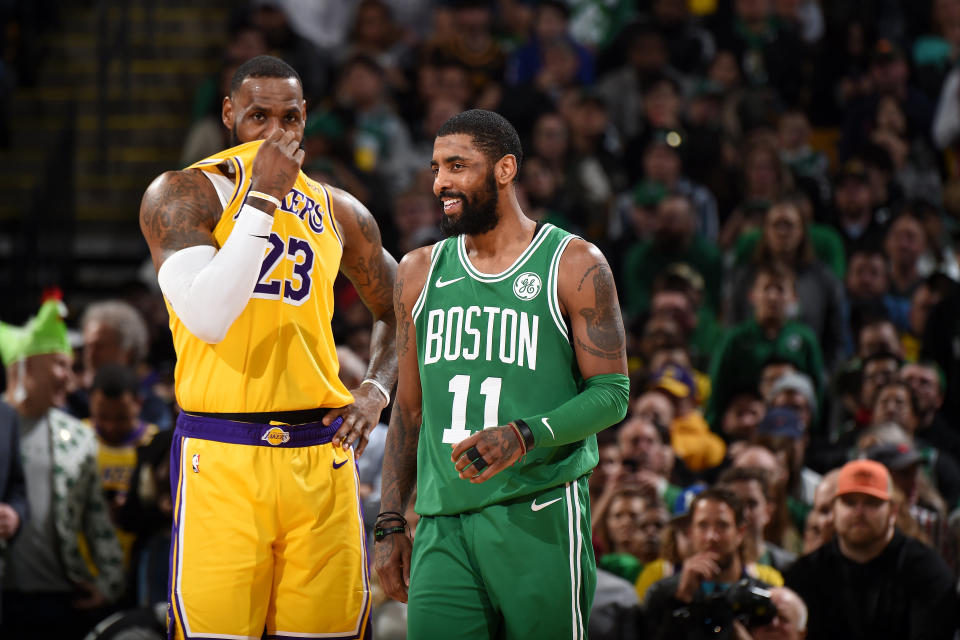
[3,0,960,637]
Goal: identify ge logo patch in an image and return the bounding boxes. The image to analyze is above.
[261,427,291,446]
[513,272,542,301]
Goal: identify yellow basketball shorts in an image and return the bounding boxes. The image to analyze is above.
[168,412,370,639]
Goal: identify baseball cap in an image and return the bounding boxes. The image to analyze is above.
[865,442,924,471]
[835,159,869,185]
[756,407,804,440]
[649,364,697,400]
[673,482,707,516]
[768,371,817,415]
[835,459,892,501]
[872,38,905,65]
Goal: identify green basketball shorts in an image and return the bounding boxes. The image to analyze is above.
[407,475,595,640]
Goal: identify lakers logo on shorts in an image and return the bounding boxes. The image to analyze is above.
[261,427,291,446]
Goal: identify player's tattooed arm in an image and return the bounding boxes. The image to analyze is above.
[379,247,430,508]
[559,239,628,378]
[321,188,400,453]
[330,187,397,321]
[139,169,222,272]
[575,262,626,360]
[375,250,429,603]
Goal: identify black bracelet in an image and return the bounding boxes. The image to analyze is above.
[376,512,407,528]
[374,525,407,542]
[514,419,536,451]
[376,511,406,522]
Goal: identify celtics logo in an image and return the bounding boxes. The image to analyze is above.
[513,272,542,301]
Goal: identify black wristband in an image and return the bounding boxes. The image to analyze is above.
[376,511,406,522]
[514,419,536,451]
[374,525,407,542]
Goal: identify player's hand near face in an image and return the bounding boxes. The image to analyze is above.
[451,425,524,483]
[325,383,388,458]
[249,129,305,204]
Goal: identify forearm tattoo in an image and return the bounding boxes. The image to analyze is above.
[380,404,420,512]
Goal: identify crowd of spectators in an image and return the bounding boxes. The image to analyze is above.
[4,0,960,637]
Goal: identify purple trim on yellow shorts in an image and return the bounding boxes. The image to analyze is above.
[176,411,343,447]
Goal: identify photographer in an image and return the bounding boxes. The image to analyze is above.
[730,587,808,640]
[643,487,783,639]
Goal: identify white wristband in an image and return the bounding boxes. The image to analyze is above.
[362,378,391,406]
[248,190,282,210]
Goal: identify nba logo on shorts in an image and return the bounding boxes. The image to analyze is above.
[192,453,200,473]
[262,426,291,446]
[513,272,542,301]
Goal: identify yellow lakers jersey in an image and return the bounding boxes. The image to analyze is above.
[91,421,159,494]
[169,140,353,412]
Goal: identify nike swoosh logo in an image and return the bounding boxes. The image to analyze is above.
[435,276,465,288]
[541,417,555,439]
[531,497,562,512]
[333,459,348,469]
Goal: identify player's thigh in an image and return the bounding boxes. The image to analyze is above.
[169,436,276,638]
[269,444,370,636]
[407,515,499,640]
[477,477,596,640]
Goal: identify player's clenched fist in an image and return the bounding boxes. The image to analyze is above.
[250,128,305,203]
[451,424,525,483]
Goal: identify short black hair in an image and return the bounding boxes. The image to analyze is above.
[690,487,745,527]
[91,364,141,399]
[717,466,772,500]
[753,261,795,287]
[230,55,302,97]
[862,349,903,370]
[436,109,523,181]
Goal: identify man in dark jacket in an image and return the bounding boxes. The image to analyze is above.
[644,487,781,639]
[0,399,28,623]
[785,459,956,639]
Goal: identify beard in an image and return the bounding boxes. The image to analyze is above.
[439,171,500,237]
[230,124,241,147]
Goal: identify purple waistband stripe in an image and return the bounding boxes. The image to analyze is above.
[176,412,343,447]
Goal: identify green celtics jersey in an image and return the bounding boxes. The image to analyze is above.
[412,223,598,516]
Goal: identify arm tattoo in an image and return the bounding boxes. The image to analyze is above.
[577,263,625,360]
[395,277,411,358]
[380,404,420,513]
[353,201,379,244]
[340,201,393,315]
[141,171,219,256]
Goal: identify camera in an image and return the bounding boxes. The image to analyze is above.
[669,579,778,639]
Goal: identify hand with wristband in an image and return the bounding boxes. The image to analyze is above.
[373,509,413,603]
[450,419,535,483]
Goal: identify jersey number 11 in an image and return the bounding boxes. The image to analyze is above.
[442,375,502,443]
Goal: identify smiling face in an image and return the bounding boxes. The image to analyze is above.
[222,76,306,146]
[432,133,503,237]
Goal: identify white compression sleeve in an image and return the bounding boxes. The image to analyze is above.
[157,204,274,343]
